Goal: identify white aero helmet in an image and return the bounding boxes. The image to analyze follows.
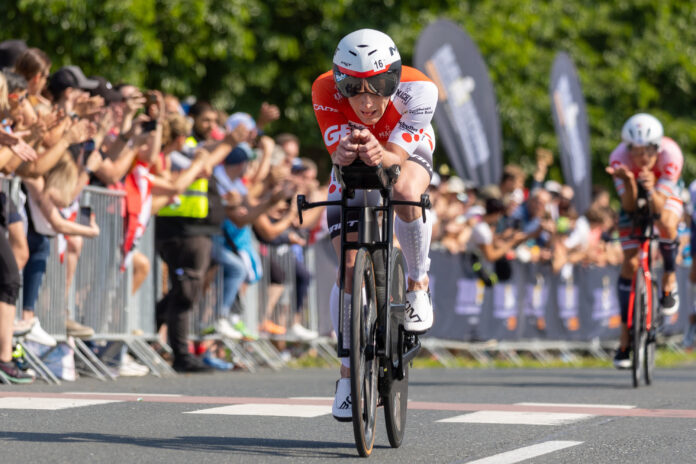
[332,29,402,98]
[621,113,663,148]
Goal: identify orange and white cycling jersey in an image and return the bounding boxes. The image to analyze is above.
[312,65,437,175]
[609,137,683,200]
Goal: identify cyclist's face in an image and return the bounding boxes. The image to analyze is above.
[348,84,390,125]
[629,145,658,169]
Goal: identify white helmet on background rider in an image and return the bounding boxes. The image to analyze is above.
[332,29,402,98]
[621,113,663,148]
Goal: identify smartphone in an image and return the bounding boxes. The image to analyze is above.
[140,120,157,133]
[82,139,95,154]
[145,91,158,107]
[78,206,92,226]
[68,143,82,161]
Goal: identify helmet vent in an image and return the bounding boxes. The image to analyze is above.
[357,44,369,48]
[349,51,357,56]
[368,49,377,56]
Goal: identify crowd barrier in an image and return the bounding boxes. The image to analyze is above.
[4,173,692,380]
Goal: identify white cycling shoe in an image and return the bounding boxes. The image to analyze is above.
[404,290,433,334]
[332,378,352,422]
[660,286,679,317]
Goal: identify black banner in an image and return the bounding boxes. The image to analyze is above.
[550,52,592,213]
[414,19,503,187]
[311,240,689,342]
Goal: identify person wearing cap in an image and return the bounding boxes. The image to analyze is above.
[154,118,250,372]
[0,40,28,70]
[469,197,528,267]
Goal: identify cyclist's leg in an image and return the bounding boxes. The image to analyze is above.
[656,197,682,313]
[393,134,434,333]
[616,209,639,366]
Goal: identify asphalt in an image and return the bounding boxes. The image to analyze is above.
[1,367,695,463]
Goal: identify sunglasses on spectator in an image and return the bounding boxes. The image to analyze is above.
[8,93,27,103]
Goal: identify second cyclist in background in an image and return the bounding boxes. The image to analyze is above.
[606,113,684,369]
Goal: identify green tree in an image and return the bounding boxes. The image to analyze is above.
[3,0,696,183]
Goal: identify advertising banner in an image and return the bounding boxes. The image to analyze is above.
[550,52,592,213]
[415,19,503,187]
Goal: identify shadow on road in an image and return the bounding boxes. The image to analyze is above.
[0,431,359,458]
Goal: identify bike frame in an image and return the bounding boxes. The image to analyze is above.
[626,191,656,333]
[297,162,428,362]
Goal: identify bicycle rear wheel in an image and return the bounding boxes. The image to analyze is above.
[632,272,646,388]
[383,248,408,448]
[350,249,379,457]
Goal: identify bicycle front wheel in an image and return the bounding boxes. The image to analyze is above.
[383,248,409,448]
[644,279,658,385]
[350,249,379,457]
[632,271,646,388]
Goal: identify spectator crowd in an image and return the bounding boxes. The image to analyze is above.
[0,38,694,384]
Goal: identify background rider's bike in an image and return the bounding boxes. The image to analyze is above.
[627,184,661,388]
[298,160,429,457]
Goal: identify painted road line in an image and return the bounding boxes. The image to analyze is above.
[1,392,696,419]
[289,397,334,400]
[186,403,331,418]
[66,392,183,397]
[465,440,583,464]
[516,402,636,409]
[0,397,122,410]
[439,411,593,426]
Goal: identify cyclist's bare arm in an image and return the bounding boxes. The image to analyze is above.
[606,163,638,212]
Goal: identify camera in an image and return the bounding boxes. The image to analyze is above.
[145,91,158,107]
[140,120,157,133]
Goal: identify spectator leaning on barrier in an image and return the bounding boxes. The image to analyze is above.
[0,70,34,383]
[468,197,528,284]
[154,123,249,373]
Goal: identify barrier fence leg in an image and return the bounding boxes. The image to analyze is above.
[218,338,257,373]
[72,341,108,381]
[251,339,285,370]
[125,337,176,378]
[73,338,116,381]
[419,339,458,368]
[19,342,61,385]
[310,339,340,366]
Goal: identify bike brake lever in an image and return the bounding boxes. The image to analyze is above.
[297,195,305,225]
[420,194,431,223]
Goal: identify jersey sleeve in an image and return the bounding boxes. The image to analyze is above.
[387,79,438,156]
[608,144,628,196]
[312,72,350,155]
[655,137,683,197]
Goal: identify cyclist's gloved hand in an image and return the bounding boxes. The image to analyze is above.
[333,132,359,166]
[356,129,383,167]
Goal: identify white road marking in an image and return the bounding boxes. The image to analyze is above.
[465,440,584,464]
[516,402,635,409]
[186,403,331,418]
[438,410,593,426]
[289,397,333,400]
[0,397,122,410]
[65,392,183,397]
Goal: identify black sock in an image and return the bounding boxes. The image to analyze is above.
[659,239,678,273]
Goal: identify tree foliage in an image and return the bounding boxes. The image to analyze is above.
[4,0,696,183]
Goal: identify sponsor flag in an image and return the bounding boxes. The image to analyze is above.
[414,19,503,187]
[550,52,592,213]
